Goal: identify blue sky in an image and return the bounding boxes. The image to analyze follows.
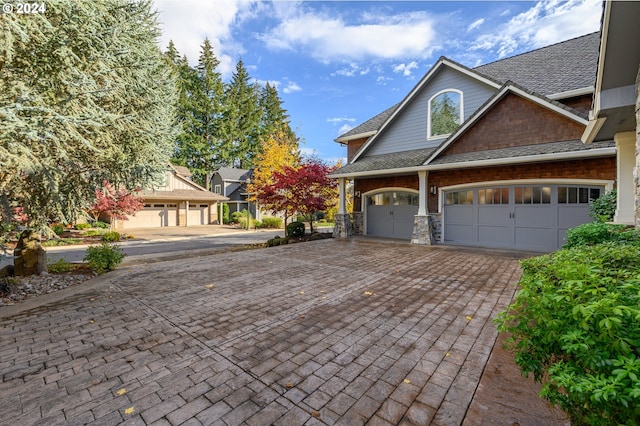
[152,0,602,164]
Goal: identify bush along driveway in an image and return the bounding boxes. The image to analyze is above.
[2,239,534,425]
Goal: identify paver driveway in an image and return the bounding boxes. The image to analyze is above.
[1,239,524,425]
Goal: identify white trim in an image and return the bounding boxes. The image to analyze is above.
[335,130,377,143]
[581,117,607,143]
[593,2,612,117]
[351,58,501,163]
[424,84,590,165]
[427,89,464,140]
[361,187,420,236]
[547,86,594,100]
[330,146,616,179]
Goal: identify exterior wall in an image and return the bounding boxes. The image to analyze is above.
[211,174,224,194]
[427,157,617,212]
[347,137,368,162]
[366,67,497,156]
[561,94,592,115]
[442,94,586,156]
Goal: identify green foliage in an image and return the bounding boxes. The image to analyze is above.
[51,224,65,236]
[0,0,176,230]
[84,243,125,274]
[222,203,230,224]
[82,230,101,237]
[286,221,305,238]
[47,258,73,273]
[564,222,640,248]
[74,223,91,230]
[91,221,110,229]
[260,217,282,229]
[495,242,640,424]
[101,231,121,243]
[589,189,617,222]
[267,236,289,247]
[430,91,461,136]
[42,238,82,247]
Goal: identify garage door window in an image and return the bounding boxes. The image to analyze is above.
[368,192,418,206]
[558,187,601,204]
[478,187,509,204]
[515,186,551,204]
[445,190,473,205]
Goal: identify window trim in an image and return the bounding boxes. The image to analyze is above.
[427,88,464,140]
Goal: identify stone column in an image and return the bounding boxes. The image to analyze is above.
[614,132,636,225]
[332,214,351,238]
[351,212,364,236]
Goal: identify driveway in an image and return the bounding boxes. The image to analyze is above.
[1,239,550,425]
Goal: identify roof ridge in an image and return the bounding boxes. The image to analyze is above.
[474,31,599,70]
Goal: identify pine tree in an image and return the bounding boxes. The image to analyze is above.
[259,83,295,141]
[0,0,177,231]
[222,60,262,169]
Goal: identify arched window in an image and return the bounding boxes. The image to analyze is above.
[428,89,463,139]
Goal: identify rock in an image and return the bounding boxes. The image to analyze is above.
[0,264,14,278]
[13,230,47,277]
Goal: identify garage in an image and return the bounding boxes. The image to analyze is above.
[366,191,419,239]
[187,204,209,226]
[443,184,605,251]
[120,203,178,229]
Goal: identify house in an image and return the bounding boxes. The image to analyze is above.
[331,32,617,252]
[581,0,640,228]
[210,167,258,218]
[116,164,228,229]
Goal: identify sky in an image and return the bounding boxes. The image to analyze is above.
[151,0,602,164]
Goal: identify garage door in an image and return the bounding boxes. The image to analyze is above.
[443,184,604,251]
[120,204,177,228]
[188,204,209,225]
[367,191,419,239]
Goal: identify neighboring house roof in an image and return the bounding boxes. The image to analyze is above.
[170,164,192,178]
[141,189,227,202]
[474,32,600,97]
[213,167,251,182]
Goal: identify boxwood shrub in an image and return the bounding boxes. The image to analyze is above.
[286,221,305,237]
[495,241,640,425]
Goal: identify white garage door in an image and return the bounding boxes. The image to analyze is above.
[187,204,209,226]
[367,191,419,239]
[443,184,604,251]
[121,204,177,228]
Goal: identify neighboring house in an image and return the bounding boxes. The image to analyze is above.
[210,167,258,218]
[116,164,228,229]
[331,32,617,252]
[581,0,640,228]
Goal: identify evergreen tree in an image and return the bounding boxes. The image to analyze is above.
[259,83,295,141]
[0,0,176,231]
[222,60,262,169]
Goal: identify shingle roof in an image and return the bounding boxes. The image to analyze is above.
[474,32,600,96]
[170,164,192,177]
[214,167,251,182]
[141,189,228,202]
[337,104,399,141]
[331,148,436,175]
[428,140,614,166]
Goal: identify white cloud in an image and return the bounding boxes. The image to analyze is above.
[282,81,302,94]
[260,7,437,62]
[467,18,485,32]
[327,117,356,124]
[338,123,355,135]
[392,61,419,77]
[332,63,370,77]
[470,0,601,58]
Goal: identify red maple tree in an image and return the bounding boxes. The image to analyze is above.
[256,159,338,232]
[90,180,144,227]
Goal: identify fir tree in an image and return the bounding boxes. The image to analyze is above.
[259,83,295,141]
[0,0,177,231]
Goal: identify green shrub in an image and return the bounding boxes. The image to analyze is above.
[230,211,244,224]
[495,242,640,425]
[260,217,282,229]
[51,224,65,235]
[564,222,640,248]
[267,236,289,247]
[222,203,230,224]
[286,221,305,237]
[47,258,73,273]
[84,242,125,274]
[91,221,109,229]
[74,223,91,230]
[42,238,82,247]
[82,230,101,237]
[589,189,617,222]
[101,231,121,242]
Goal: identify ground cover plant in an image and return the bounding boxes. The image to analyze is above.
[83,243,125,274]
[496,224,640,425]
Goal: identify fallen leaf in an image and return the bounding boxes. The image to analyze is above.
[466,316,472,321]
[445,352,450,357]
[205,284,215,289]
[403,379,411,384]
[300,291,304,295]
[310,410,321,418]
[364,291,374,296]
[285,382,294,389]
[116,388,127,396]
[89,298,95,301]
[124,407,135,415]
[89,319,94,324]
[322,296,327,299]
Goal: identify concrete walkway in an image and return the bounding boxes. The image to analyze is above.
[1,238,554,425]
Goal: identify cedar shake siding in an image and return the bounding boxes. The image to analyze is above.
[347,138,368,163]
[441,94,585,157]
[561,95,592,115]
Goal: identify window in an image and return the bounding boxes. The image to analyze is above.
[429,90,463,138]
[478,187,509,204]
[368,192,419,206]
[214,184,222,195]
[558,187,601,204]
[515,186,551,204]
[445,190,473,205]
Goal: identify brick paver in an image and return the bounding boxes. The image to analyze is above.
[0,239,524,425]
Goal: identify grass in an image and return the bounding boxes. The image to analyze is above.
[42,238,82,247]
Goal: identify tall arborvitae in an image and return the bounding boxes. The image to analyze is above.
[222,60,262,169]
[0,0,176,230]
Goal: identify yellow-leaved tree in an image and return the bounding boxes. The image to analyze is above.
[247,132,300,225]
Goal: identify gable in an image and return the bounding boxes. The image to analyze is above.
[364,66,497,157]
[440,93,586,157]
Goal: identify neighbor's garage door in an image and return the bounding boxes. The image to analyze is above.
[367,191,419,239]
[121,203,177,228]
[187,204,209,225]
[443,184,604,251]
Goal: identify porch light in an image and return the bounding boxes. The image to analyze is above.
[430,186,437,195]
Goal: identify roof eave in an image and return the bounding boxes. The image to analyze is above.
[335,130,377,144]
[547,86,594,100]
